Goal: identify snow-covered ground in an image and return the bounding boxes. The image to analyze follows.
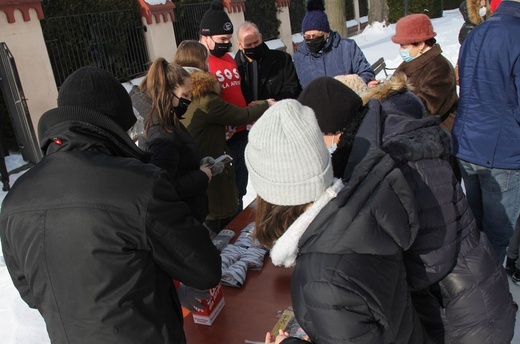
[1,9,519,343]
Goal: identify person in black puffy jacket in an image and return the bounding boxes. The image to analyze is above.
[0,67,222,344]
[246,99,425,344]
[306,74,516,343]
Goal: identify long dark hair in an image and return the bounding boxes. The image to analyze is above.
[254,197,309,249]
[140,57,189,134]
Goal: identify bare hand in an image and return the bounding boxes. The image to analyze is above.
[266,98,276,107]
[368,79,381,88]
[265,329,289,344]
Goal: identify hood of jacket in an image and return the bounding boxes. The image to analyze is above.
[360,73,413,105]
[38,106,150,163]
[190,71,221,99]
[460,0,491,25]
[297,30,341,57]
[382,116,451,165]
[129,85,151,119]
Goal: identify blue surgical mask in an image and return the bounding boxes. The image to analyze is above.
[400,48,415,63]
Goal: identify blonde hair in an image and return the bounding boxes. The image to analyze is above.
[173,40,209,72]
[140,57,189,133]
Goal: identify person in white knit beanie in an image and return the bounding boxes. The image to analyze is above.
[246,99,424,344]
[245,99,333,206]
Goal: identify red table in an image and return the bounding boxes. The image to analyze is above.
[183,204,294,344]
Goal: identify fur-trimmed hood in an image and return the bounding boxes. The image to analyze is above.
[460,0,491,25]
[360,72,413,105]
[189,71,221,99]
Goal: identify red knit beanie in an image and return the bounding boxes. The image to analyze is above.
[391,14,436,45]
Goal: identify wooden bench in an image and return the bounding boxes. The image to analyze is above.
[371,57,395,78]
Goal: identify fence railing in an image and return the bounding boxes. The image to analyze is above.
[173,2,212,45]
[42,9,149,88]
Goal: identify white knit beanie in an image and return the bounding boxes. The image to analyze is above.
[245,99,333,206]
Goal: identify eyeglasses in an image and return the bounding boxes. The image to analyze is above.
[303,33,325,40]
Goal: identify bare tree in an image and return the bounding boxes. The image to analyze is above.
[326,0,347,37]
[368,0,389,25]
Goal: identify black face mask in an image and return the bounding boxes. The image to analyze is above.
[172,96,191,119]
[306,35,326,54]
[210,42,231,57]
[243,43,265,61]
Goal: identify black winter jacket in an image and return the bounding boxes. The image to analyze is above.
[235,43,301,103]
[276,102,425,343]
[130,87,209,223]
[381,106,516,343]
[0,106,222,344]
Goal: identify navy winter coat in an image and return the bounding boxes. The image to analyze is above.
[453,1,520,168]
[293,31,375,88]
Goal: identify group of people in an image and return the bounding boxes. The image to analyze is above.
[0,0,519,343]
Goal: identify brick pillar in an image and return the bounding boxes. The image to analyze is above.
[275,0,294,55]
[0,0,58,136]
[137,0,177,61]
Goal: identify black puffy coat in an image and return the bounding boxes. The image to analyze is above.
[130,87,209,223]
[0,106,222,344]
[235,43,301,103]
[276,102,425,344]
[379,88,516,343]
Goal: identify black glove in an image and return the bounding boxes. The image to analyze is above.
[177,284,211,312]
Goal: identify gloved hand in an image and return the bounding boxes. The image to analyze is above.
[200,156,225,176]
[177,284,210,312]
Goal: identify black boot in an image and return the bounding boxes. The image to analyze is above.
[2,181,9,192]
[506,257,517,275]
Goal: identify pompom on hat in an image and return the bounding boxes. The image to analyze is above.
[298,77,363,135]
[245,99,333,206]
[302,0,331,33]
[391,14,436,45]
[199,0,233,36]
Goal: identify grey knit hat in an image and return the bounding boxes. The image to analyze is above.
[245,99,333,206]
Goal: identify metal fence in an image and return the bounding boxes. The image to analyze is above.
[42,10,149,88]
[0,42,42,164]
[173,2,211,45]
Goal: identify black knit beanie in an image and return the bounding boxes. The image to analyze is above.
[58,66,136,131]
[298,77,363,135]
[200,0,233,36]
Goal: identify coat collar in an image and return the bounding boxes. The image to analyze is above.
[396,44,443,76]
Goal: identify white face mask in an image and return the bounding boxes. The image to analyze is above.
[479,7,487,17]
[328,142,337,154]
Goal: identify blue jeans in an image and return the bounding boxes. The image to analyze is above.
[226,130,248,216]
[458,159,520,264]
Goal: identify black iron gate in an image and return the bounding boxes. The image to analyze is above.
[42,9,149,88]
[0,42,42,164]
[173,2,211,45]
